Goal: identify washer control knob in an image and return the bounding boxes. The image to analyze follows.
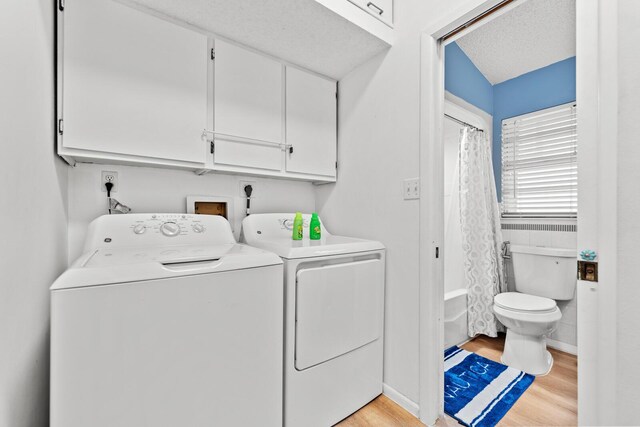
[160,221,180,237]
[133,224,146,235]
[192,223,205,233]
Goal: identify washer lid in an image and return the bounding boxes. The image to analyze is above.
[494,292,557,313]
[51,243,282,291]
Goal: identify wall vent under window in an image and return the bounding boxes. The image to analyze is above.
[501,223,576,232]
[501,102,577,218]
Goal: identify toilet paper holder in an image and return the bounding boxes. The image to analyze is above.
[578,260,598,282]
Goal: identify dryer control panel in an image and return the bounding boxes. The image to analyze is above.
[83,214,236,251]
[243,213,325,239]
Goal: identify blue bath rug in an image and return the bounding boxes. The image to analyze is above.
[444,346,534,427]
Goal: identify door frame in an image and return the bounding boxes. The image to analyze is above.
[575,0,618,424]
[418,0,614,424]
[444,94,493,139]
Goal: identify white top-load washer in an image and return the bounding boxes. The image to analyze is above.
[51,214,283,427]
[242,213,385,427]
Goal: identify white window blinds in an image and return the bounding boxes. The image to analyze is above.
[501,102,577,218]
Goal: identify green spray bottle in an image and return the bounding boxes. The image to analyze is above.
[309,212,321,240]
[292,212,304,240]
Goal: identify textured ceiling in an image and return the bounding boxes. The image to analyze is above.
[119,0,389,79]
[456,0,576,85]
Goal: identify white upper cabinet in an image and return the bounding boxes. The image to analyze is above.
[212,40,283,171]
[60,0,208,166]
[285,68,337,178]
[58,0,339,182]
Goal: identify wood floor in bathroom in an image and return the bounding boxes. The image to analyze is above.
[336,334,577,427]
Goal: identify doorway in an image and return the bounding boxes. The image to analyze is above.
[418,0,606,425]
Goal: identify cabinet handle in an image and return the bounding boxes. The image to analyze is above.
[202,129,284,149]
[202,129,294,154]
[367,2,384,15]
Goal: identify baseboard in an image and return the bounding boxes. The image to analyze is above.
[382,383,420,418]
[457,336,473,346]
[547,338,578,355]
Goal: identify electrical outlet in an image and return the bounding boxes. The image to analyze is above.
[101,171,118,193]
[239,180,256,197]
[403,178,420,200]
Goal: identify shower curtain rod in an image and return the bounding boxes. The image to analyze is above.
[444,114,484,132]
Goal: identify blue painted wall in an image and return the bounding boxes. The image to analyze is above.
[492,57,576,199]
[445,44,576,200]
[444,42,493,115]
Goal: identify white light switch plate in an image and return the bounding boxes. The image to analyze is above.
[403,178,420,200]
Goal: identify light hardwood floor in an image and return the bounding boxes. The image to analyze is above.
[337,334,577,426]
[459,334,577,426]
[336,395,425,427]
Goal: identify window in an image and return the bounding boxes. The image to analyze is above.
[501,103,577,218]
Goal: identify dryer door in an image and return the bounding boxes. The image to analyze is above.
[295,258,384,370]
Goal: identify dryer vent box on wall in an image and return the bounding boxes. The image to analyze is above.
[195,201,227,218]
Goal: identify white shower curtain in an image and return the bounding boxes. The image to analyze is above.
[458,128,505,337]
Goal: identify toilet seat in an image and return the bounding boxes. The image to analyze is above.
[494,292,557,314]
[493,292,561,325]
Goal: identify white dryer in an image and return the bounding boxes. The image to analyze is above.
[51,214,283,427]
[242,213,385,427]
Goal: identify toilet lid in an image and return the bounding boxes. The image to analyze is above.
[494,292,557,313]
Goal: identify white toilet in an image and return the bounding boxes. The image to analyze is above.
[493,245,576,376]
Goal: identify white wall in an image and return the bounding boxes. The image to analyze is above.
[443,118,465,295]
[0,1,68,426]
[315,0,477,405]
[615,0,640,423]
[67,164,315,260]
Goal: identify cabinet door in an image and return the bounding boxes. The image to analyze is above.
[62,0,208,164]
[285,68,337,177]
[213,40,283,171]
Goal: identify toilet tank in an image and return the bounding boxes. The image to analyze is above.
[510,245,576,300]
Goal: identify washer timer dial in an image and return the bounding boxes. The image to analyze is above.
[133,224,146,235]
[160,221,181,237]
